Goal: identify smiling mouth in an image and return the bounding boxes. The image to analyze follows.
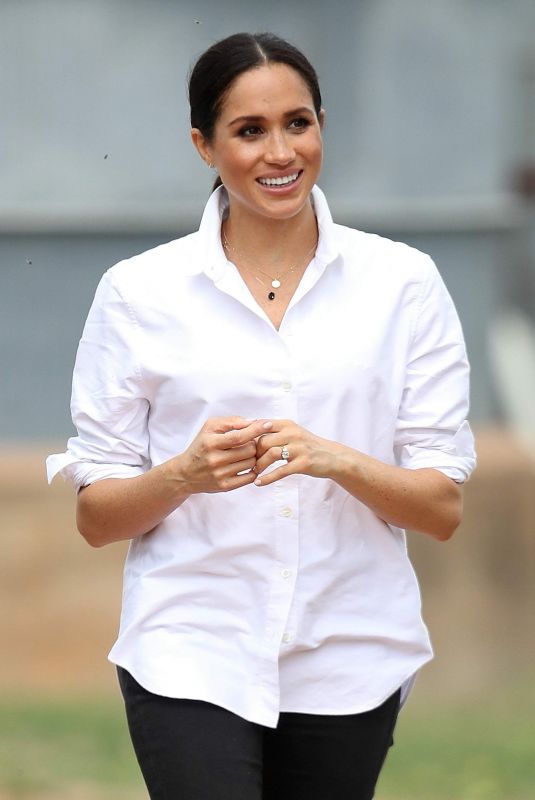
[257,171,302,187]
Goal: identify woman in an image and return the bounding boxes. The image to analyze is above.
[47,32,476,800]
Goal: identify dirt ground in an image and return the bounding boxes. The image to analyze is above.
[0,792,146,800]
[2,427,535,702]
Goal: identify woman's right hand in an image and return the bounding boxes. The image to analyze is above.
[169,416,272,495]
[77,417,272,547]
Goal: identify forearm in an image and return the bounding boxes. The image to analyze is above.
[254,422,463,540]
[328,443,462,540]
[76,458,190,547]
[75,416,266,547]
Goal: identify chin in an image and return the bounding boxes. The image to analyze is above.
[258,191,314,220]
[227,182,315,222]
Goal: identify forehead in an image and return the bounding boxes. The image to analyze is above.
[219,63,315,120]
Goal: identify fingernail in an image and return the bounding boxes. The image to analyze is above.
[262,421,273,429]
[244,417,256,422]
[254,478,262,486]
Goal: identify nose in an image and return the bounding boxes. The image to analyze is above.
[265,130,295,165]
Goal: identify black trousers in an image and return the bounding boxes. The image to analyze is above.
[118,667,400,800]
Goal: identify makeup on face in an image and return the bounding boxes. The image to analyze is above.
[206,63,323,223]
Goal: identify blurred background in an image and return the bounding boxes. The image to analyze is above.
[1,1,534,798]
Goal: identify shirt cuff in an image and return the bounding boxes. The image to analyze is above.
[395,420,477,483]
[46,452,146,491]
[399,447,476,483]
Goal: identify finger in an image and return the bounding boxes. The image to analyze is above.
[208,416,258,434]
[224,469,262,492]
[198,434,258,467]
[217,470,258,492]
[255,422,295,457]
[255,433,286,459]
[254,445,288,475]
[223,456,257,476]
[220,442,257,463]
[191,442,256,476]
[254,463,292,487]
[219,420,273,450]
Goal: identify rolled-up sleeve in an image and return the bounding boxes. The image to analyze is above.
[393,259,476,483]
[46,270,150,490]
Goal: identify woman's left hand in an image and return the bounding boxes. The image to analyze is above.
[253,419,340,486]
[253,418,462,540]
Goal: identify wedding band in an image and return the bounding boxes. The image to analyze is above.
[281,446,290,461]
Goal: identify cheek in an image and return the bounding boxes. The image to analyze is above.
[220,152,260,189]
[310,137,323,161]
[298,132,323,168]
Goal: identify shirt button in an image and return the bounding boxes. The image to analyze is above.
[281,568,292,579]
[282,632,292,643]
[281,507,292,517]
[281,381,293,392]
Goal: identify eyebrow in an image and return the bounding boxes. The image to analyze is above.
[227,106,315,127]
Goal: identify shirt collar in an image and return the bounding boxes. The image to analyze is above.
[194,185,341,281]
[310,184,342,267]
[196,187,229,281]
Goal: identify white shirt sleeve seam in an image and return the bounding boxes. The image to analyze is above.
[105,269,145,387]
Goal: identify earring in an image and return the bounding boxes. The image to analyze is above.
[208,161,215,169]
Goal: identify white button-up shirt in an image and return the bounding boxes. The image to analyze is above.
[47,186,476,728]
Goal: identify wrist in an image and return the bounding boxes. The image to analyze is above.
[157,455,193,501]
[324,442,364,487]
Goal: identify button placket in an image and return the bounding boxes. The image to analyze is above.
[271,338,297,415]
[256,339,301,676]
[276,484,299,651]
[257,482,299,667]
[281,568,292,579]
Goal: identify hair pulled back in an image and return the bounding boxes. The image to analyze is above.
[188,32,322,191]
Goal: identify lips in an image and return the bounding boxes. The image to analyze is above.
[257,170,302,187]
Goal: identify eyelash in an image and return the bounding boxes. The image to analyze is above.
[238,118,312,138]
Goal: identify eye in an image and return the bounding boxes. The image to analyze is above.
[289,117,312,131]
[238,125,263,138]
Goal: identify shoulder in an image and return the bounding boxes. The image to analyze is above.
[314,185,436,285]
[328,224,450,325]
[333,223,435,282]
[105,231,204,294]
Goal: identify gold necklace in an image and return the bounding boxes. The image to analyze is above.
[222,230,317,301]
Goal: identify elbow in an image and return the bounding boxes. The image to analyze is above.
[76,514,106,548]
[428,478,463,542]
[81,532,107,549]
[76,489,108,548]
[431,493,463,542]
[431,519,459,542]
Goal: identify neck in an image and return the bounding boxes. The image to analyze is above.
[222,198,318,269]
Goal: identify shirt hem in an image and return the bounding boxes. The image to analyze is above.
[109,650,432,727]
[109,654,281,729]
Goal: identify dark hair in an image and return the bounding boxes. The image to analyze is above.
[188,32,322,191]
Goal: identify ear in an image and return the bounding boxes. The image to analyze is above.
[318,108,326,131]
[191,128,213,167]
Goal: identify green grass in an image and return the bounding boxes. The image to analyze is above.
[377,688,535,800]
[1,687,534,799]
[0,696,145,798]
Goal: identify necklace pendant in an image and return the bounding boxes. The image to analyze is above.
[268,291,276,301]
[271,279,281,289]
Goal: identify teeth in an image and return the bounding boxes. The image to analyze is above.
[258,172,299,186]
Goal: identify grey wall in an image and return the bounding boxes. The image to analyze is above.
[4,0,531,224]
[2,0,535,440]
